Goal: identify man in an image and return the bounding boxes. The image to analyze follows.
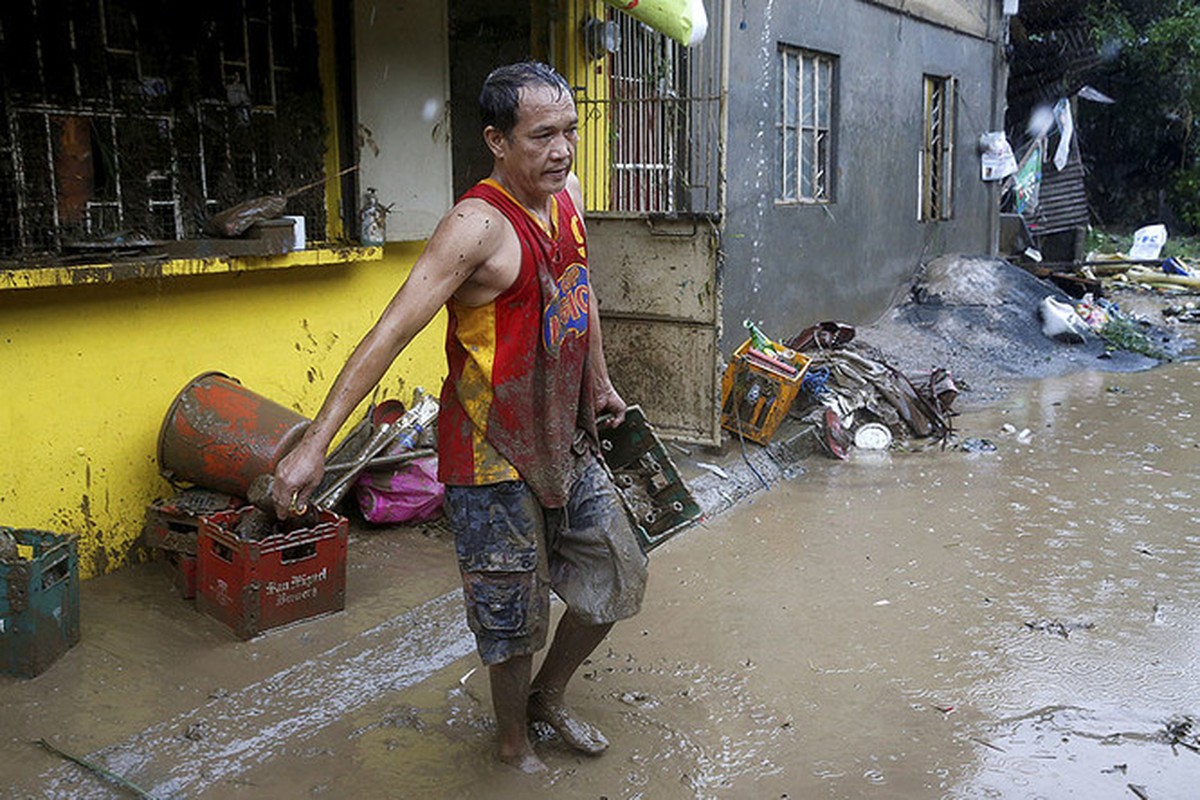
[271,62,649,773]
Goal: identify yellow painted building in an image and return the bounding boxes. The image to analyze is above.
[0,0,456,578]
[0,245,447,578]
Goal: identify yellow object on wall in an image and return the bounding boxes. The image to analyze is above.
[0,244,446,578]
[559,0,614,212]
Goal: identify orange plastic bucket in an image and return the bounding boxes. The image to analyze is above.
[157,372,311,498]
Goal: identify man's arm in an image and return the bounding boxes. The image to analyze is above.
[587,287,627,428]
[270,201,505,517]
[566,173,627,429]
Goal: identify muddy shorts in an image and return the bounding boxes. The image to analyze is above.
[444,454,649,666]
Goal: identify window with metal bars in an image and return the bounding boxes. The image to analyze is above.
[0,0,327,264]
[920,74,955,222]
[563,1,722,216]
[777,46,835,205]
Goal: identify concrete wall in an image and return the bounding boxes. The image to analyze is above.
[721,0,1001,345]
[0,247,446,578]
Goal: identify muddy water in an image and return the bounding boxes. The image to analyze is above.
[190,361,1195,799]
[13,363,1196,799]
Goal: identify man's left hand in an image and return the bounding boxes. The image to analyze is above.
[595,385,627,429]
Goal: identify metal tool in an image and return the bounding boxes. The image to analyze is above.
[312,392,439,509]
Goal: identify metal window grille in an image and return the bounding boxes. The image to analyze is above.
[920,74,955,222]
[561,1,724,216]
[778,46,834,204]
[0,0,326,263]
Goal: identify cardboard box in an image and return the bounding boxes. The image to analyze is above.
[196,508,347,639]
[0,528,81,678]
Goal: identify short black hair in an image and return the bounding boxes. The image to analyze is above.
[479,61,571,136]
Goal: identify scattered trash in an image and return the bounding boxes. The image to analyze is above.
[969,735,1007,753]
[618,691,658,709]
[1128,224,1168,261]
[1038,296,1089,344]
[1023,618,1094,639]
[789,343,956,455]
[0,529,18,562]
[853,422,893,451]
[958,437,998,453]
[354,456,444,525]
[1097,313,1168,360]
[1072,293,1111,331]
[313,390,440,510]
[819,407,850,460]
[360,187,392,246]
[206,165,358,238]
[1163,716,1200,754]
[1161,257,1194,277]
[695,461,730,480]
[36,738,157,800]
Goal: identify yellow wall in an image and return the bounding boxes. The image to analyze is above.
[557,0,614,212]
[0,244,445,578]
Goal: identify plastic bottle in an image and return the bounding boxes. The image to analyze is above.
[743,319,776,354]
[361,188,386,246]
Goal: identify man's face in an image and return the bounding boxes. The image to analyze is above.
[497,84,579,199]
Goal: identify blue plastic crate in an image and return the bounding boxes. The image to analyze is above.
[0,528,81,678]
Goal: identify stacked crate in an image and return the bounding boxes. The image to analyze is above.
[141,490,240,600]
[0,528,80,678]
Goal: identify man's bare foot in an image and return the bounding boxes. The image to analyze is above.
[527,691,610,755]
[498,747,548,773]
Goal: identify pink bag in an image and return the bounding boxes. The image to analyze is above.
[354,456,445,524]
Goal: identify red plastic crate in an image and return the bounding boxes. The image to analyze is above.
[161,550,197,600]
[196,508,348,639]
[142,489,241,555]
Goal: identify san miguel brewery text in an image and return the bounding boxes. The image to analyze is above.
[264,568,328,606]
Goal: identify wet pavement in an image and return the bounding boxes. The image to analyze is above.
[2,361,1199,799]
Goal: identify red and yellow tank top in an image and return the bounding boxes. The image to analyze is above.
[437,178,597,507]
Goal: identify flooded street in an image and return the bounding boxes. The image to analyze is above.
[6,362,1199,799]
[224,361,1200,799]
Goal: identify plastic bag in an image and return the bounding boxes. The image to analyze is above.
[603,0,708,46]
[354,456,444,524]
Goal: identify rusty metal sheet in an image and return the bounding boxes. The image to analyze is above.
[588,216,721,445]
[587,216,718,322]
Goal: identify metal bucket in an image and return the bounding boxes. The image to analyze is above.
[158,372,311,498]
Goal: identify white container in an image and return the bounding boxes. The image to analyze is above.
[853,423,893,451]
[282,215,306,251]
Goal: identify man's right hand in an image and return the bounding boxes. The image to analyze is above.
[271,440,326,519]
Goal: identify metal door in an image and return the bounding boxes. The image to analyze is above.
[561,0,727,444]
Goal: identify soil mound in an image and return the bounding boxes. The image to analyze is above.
[853,255,1185,406]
